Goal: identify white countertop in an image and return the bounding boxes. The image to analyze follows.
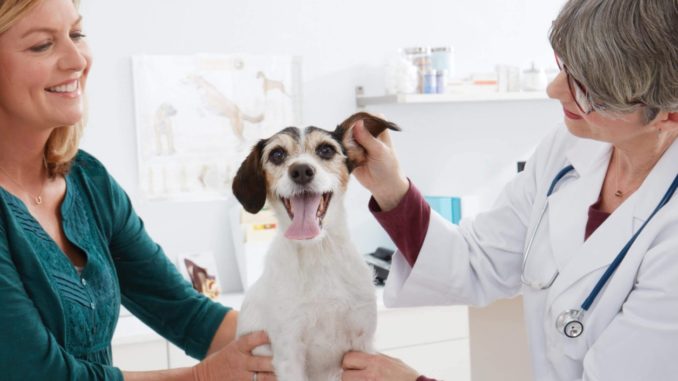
[113,288,388,346]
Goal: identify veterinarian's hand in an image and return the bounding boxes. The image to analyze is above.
[351,119,409,211]
[342,351,420,381]
[193,331,276,381]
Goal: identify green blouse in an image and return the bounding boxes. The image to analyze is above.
[0,151,231,380]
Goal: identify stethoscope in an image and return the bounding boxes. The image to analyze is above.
[521,164,678,338]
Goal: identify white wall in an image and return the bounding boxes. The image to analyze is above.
[78,0,566,292]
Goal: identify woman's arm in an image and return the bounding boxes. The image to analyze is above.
[121,310,238,381]
[351,120,410,211]
[123,329,275,381]
[205,309,238,356]
[75,154,276,380]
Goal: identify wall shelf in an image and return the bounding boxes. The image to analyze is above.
[356,91,549,107]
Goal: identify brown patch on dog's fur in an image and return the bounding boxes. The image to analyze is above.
[303,129,350,191]
[232,140,268,213]
[263,132,302,199]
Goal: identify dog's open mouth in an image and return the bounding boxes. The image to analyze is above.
[280,192,332,240]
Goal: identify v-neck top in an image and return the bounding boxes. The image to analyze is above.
[0,150,230,380]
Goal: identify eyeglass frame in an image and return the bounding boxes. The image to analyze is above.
[554,53,655,119]
[554,54,596,115]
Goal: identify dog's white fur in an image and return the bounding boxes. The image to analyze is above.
[234,127,377,381]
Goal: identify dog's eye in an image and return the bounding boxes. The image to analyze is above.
[316,144,336,160]
[268,148,287,165]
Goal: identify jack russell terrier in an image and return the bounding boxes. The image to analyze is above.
[232,112,401,381]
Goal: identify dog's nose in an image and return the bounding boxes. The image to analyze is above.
[289,163,315,185]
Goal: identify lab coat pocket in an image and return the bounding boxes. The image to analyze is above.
[548,290,592,361]
[560,332,588,360]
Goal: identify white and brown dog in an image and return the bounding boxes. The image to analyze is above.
[232,113,400,381]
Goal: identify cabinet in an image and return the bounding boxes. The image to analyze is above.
[112,294,470,380]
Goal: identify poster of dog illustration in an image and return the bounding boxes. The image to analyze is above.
[132,54,302,200]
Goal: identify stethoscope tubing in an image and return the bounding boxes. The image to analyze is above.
[520,165,574,290]
[523,163,678,338]
[580,172,678,311]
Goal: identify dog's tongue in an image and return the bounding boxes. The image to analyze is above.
[285,193,322,240]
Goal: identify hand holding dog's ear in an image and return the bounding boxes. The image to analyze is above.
[193,331,276,381]
[336,112,400,171]
[351,120,410,212]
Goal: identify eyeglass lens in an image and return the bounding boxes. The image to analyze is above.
[555,55,593,114]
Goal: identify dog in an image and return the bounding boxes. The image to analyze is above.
[257,71,290,97]
[232,112,401,381]
[153,102,177,155]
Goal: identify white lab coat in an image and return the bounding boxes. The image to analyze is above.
[384,127,678,381]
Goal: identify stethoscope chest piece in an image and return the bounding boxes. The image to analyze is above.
[556,309,584,338]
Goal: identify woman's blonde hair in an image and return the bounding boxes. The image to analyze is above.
[550,0,678,124]
[0,0,84,177]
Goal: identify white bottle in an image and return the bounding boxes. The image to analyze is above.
[522,62,548,91]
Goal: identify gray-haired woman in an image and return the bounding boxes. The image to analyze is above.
[342,0,678,380]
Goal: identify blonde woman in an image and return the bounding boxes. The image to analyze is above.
[0,1,275,380]
[343,0,678,380]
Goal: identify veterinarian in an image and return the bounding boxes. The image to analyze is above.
[342,0,678,380]
[0,1,275,380]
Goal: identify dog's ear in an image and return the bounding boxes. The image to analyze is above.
[333,112,401,171]
[232,140,268,214]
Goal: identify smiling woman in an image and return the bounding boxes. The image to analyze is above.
[0,0,86,176]
[0,1,276,381]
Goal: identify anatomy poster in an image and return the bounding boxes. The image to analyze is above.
[132,54,301,200]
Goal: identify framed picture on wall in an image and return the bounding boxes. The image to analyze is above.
[177,251,222,300]
[132,54,302,201]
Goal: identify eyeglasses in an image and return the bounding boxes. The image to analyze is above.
[555,54,657,122]
[555,54,594,114]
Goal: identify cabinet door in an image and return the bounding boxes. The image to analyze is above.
[112,339,168,371]
[383,339,470,381]
[168,342,200,368]
[375,305,468,350]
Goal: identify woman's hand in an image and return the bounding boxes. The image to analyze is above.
[351,120,409,211]
[193,331,276,381]
[342,351,419,381]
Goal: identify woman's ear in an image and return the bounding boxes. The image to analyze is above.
[232,139,268,214]
[333,112,401,171]
[655,112,678,135]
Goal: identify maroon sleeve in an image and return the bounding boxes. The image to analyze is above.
[416,376,438,381]
[369,180,431,267]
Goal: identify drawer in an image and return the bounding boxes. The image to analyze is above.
[112,315,168,371]
[375,305,468,350]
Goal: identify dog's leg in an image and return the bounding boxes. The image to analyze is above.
[269,325,308,381]
[348,303,378,354]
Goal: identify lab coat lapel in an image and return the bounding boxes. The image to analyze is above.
[545,138,614,305]
[630,138,678,228]
[546,138,610,273]
[547,137,678,306]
